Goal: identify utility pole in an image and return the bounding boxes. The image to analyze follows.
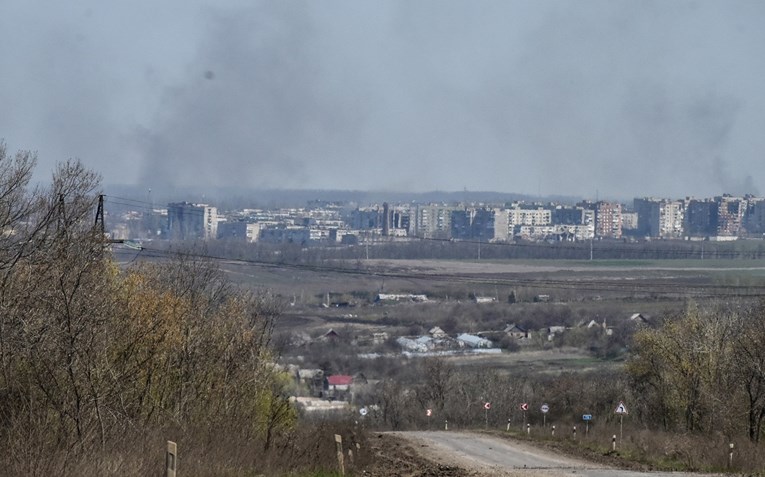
[95,194,105,234]
[93,194,127,245]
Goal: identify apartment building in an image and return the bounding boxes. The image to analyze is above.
[634,198,684,238]
[507,206,552,226]
[450,208,508,242]
[167,202,218,240]
[593,202,622,239]
[414,205,454,238]
[715,195,747,237]
[745,198,765,235]
[217,221,262,242]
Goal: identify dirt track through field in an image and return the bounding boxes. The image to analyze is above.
[392,431,725,477]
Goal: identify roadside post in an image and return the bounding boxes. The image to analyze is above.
[572,426,576,440]
[614,401,628,442]
[526,423,530,435]
[612,435,617,451]
[506,418,511,432]
[551,425,555,437]
[335,434,345,476]
[166,441,177,477]
[729,443,734,468]
[445,419,448,431]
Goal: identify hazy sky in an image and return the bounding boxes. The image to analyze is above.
[1,0,764,199]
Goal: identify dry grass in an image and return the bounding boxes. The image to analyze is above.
[0,418,370,476]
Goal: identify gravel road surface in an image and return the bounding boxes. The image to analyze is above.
[393,431,725,477]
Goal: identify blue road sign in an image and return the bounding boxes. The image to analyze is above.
[582,414,593,421]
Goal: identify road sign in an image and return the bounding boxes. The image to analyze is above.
[426,408,432,417]
[582,414,593,421]
[359,407,368,416]
[615,401,628,414]
[484,402,492,410]
[540,404,549,413]
[520,402,529,411]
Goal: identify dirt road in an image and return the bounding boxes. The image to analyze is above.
[392,431,724,477]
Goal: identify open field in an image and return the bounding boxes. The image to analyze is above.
[217,257,765,299]
[440,348,624,375]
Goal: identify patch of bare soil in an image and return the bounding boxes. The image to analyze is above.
[359,433,477,477]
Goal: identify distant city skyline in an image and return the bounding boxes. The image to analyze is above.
[106,191,765,245]
[2,1,764,198]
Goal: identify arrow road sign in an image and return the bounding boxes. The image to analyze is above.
[484,402,492,410]
[520,402,529,411]
[615,401,628,414]
[540,404,549,413]
[426,408,432,417]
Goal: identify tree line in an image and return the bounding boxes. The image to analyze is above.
[628,299,765,442]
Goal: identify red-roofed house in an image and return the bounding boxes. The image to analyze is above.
[326,375,353,392]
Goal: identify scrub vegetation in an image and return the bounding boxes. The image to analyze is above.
[0,144,360,476]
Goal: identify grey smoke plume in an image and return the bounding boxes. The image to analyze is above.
[1,0,763,199]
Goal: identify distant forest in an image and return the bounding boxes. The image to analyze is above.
[105,184,581,209]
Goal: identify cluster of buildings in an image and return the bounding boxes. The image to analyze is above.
[111,194,765,245]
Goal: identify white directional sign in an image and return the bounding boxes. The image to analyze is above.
[484,402,492,410]
[615,401,628,414]
[426,408,433,417]
[540,404,550,414]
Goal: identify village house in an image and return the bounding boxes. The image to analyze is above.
[325,375,354,400]
[297,369,324,396]
[629,313,650,326]
[456,333,493,348]
[546,325,567,341]
[504,323,529,340]
[429,326,448,339]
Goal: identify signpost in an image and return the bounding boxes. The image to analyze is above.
[520,402,528,429]
[582,414,592,436]
[540,403,549,427]
[484,402,491,428]
[426,408,432,429]
[614,401,628,442]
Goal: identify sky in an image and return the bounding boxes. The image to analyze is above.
[1,0,764,200]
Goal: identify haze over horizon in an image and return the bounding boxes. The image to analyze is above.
[1,0,764,200]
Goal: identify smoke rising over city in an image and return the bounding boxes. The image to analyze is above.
[1,0,764,199]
